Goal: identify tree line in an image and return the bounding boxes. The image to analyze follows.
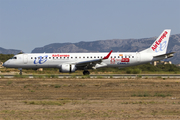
[0,54,14,63]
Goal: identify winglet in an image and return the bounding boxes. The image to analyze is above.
[103,50,113,59]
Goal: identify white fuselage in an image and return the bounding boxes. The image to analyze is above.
[3,52,161,69]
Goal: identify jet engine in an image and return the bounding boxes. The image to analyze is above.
[59,64,76,73]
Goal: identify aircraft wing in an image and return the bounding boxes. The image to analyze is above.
[75,50,112,69]
[153,52,175,58]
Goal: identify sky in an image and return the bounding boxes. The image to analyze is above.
[0,0,180,53]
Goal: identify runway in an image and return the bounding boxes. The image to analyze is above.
[1,74,180,79]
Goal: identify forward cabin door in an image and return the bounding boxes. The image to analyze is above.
[136,52,141,63]
[23,54,28,64]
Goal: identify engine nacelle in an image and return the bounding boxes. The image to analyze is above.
[59,64,76,73]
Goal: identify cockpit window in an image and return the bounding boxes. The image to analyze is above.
[11,57,17,59]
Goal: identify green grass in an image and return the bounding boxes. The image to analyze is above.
[131,92,172,97]
[81,75,90,79]
[33,75,44,79]
[23,100,70,106]
[121,101,158,105]
[137,75,142,78]
[131,92,150,97]
[159,110,180,115]
[14,74,27,78]
[7,81,13,85]
[97,76,103,79]
[54,84,61,88]
[70,75,76,78]
[154,93,171,97]
[0,75,4,78]
[51,75,59,78]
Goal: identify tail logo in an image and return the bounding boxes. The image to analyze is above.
[151,31,168,51]
[155,41,167,53]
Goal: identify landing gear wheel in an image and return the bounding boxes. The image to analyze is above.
[19,70,22,75]
[83,71,90,75]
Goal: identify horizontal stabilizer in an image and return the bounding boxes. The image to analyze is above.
[153,52,175,58]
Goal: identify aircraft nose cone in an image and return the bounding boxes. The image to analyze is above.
[2,62,6,67]
[2,61,9,67]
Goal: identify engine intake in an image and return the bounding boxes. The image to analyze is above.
[59,64,76,73]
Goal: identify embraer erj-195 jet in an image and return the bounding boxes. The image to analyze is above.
[3,29,174,75]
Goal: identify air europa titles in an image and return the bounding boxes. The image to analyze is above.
[151,31,168,51]
[52,54,70,57]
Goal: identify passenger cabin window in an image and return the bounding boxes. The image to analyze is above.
[114,56,116,58]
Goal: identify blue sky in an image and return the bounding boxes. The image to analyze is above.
[0,0,180,53]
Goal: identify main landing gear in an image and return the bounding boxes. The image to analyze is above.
[83,70,90,75]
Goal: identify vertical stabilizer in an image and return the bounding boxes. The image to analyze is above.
[140,29,171,56]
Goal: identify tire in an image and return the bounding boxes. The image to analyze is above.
[83,71,90,75]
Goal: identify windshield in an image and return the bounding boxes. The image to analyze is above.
[11,56,17,59]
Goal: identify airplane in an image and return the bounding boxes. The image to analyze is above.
[3,29,174,75]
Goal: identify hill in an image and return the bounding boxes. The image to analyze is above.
[31,34,180,64]
[0,47,22,54]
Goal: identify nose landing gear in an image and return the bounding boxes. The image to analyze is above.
[18,68,22,75]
